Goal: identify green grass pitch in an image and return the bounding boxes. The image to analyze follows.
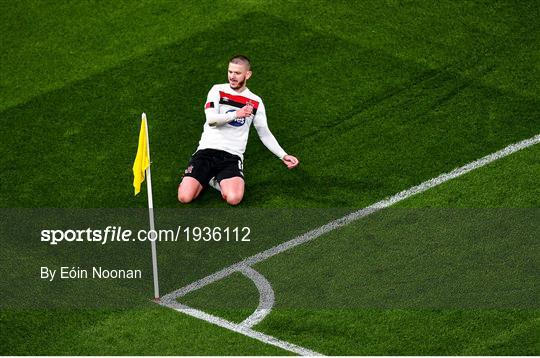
[1,0,539,355]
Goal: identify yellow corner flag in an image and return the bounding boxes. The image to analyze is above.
[132,113,160,300]
[133,113,150,195]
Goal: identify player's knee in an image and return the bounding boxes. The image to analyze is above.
[178,192,193,204]
[178,186,194,204]
[179,194,194,204]
[224,192,243,206]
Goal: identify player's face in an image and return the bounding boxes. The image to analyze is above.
[228,62,251,90]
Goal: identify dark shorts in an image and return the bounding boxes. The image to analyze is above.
[182,149,244,186]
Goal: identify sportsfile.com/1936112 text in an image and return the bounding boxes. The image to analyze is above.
[40,226,251,245]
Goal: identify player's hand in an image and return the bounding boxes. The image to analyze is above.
[282,155,299,169]
[236,104,253,118]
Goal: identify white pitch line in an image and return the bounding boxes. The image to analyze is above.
[162,301,323,356]
[161,133,540,355]
[163,133,540,301]
[238,266,275,329]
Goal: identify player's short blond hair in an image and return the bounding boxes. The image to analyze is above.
[229,55,251,70]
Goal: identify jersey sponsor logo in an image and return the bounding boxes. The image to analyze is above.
[226,109,246,127]
[204,102,214,109]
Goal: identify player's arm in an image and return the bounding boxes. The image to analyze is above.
[253,102,299,169]
[204,87,252,127]
[204,86,233,126]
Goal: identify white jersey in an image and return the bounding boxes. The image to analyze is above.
[197,83,287,160]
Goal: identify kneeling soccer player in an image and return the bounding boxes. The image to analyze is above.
[178,55,299,205]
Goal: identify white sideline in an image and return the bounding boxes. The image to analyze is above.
[163,302,322,356]
[161,133,540,355]
[162,134,540,300]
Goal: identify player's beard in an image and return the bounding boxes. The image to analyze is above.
[229,78,245,90]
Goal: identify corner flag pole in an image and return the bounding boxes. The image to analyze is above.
[143,113,160,300]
